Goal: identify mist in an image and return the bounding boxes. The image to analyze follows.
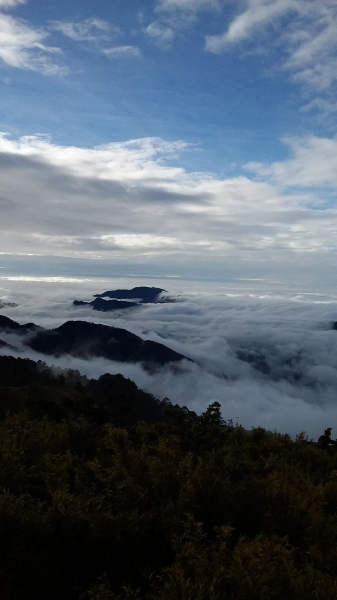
[1,276,337,438]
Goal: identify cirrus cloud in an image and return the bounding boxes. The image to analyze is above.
[155,0,220,13]
[0,12,66,75]
[50,17,114,43]
[205,0,337,102]
[0,0,26,7]
[103,45,141,59]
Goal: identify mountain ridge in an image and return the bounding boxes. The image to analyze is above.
[73,286,176,312]
[0,315,190,369]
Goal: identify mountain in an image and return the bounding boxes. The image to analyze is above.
[73,298,138,311]
[73,286,176,313]
[94,286,169,303]
[28,320,187,366]
[0,315,41,333]
[0,318,189,368]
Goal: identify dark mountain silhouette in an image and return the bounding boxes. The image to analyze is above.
[0,315,41,333]
[73,286,176,313]
[94,286,171,303]
[24,320,189,367]
[73,298,138,311]
[0,316,189,368]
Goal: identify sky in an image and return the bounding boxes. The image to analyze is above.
[0,0,336,288]
[2,1,337,437]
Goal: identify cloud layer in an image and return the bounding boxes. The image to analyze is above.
[0,132,337,286]
[1,278,337,439]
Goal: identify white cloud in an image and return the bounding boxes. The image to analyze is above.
[0,13,66,75]
[144,21,174,49]
[206,0,294,51]
[205,0,337,96]
[302,98,337,114]
[0,0,26,7]
[51,17,114,43]
[2,279,337,438]
[155,0,220,13]
[246,135,337,189]
[151,0,220,35]
[282,4,337,92]
[0,133,337,285]
[101,234,178,249]
[103,45,141,59]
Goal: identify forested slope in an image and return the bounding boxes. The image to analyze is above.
[0,356,337,599]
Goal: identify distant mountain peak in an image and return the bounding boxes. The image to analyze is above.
[94,286,167,302]
[0,316,190,369]
[0,315,41,332]
[74,286,175,313]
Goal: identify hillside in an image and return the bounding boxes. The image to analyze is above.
[0,355,337,599]
[0,316,189,369]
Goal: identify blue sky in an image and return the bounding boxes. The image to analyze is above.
[0,0,337,288]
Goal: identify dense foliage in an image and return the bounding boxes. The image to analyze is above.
[1,356,337,599]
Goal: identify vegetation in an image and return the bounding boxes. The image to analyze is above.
[1,356,337,599]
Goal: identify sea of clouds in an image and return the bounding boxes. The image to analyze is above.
[1,276,337,439]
